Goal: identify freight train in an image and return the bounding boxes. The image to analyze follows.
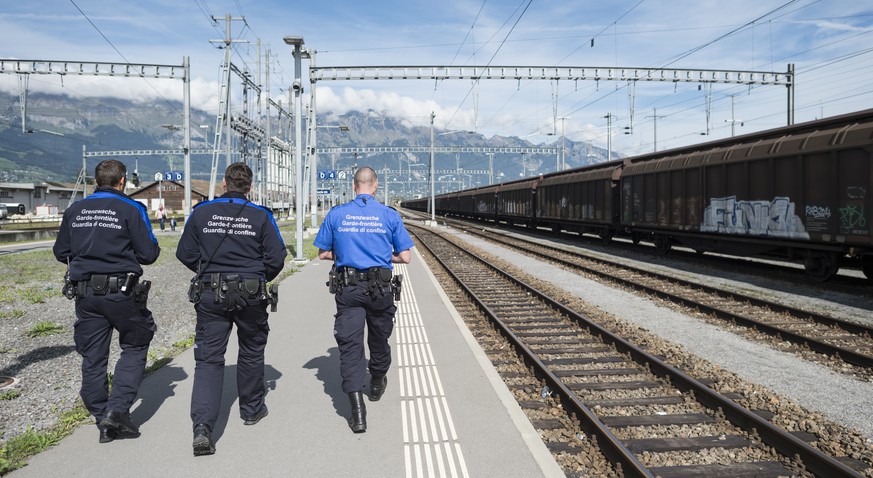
[402,108,873,282]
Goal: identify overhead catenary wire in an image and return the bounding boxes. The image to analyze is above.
[442,0,533,130]
[68,0,185,117]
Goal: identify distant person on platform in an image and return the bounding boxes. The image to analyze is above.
[314,166,413,433]
[53,159,160,444]
[155,205,166,231]
[176,162,287,456]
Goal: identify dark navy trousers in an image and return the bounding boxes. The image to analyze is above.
[190,289,270,430]
[333,282,396,394]
[74,289,156,423]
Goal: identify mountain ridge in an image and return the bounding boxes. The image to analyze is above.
[0,92,612,188]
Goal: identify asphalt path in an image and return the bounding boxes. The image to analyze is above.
[0,240,55,256]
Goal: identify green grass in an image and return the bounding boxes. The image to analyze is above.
[25,321,63,338]
[0,406,90,475]
[0,251,65,311]
[172,334,195,349]
[0,310,24,320]
[152,235,181,265]
[0,250,58,284]
[18,288,48,304]
[144,357,172,375]
[0,389,21,401]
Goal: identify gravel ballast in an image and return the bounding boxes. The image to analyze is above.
[445,227,873,441]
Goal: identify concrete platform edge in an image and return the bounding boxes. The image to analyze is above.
[413,248,565,477]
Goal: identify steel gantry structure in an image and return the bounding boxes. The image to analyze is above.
[302,62,795,227]
[0,57,194,216]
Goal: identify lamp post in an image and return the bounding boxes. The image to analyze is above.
[284,35,306,262]
[429,112,436,224]
[647,108,665,152]
[604,113,613,163]
[724,95,742,137]
[559,116,570,171]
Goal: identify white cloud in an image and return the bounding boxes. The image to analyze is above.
[0,74,221,113]
[315,85,480,130]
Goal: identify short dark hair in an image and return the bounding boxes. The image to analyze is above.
[224,162,253,193]
[95,160,126,188]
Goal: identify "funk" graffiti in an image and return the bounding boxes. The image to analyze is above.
[701,196,810,239]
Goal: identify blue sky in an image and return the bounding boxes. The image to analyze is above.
[2,0,872,155]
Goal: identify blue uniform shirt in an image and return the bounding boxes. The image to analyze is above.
[314,194,414,270]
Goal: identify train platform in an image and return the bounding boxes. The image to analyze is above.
[9,249,564,478]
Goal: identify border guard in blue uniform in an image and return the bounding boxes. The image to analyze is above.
[53,159,160,444]
[176,162,287,456]
[315,166,414,433]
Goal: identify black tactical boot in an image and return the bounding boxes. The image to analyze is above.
[192,423,215,456]
[348,391,367,433]
[369,374,387,402]
[97,422,115,444]
[243,404,269,426]
[100,410,140,439]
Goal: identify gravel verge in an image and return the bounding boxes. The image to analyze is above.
[0,232,300,446]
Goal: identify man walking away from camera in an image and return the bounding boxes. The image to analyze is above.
[314,166,413,433]
[176,162,287,456]
[53,159,160,444]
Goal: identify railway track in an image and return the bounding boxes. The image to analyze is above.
[408,222,868,477]
[435,219,873,377]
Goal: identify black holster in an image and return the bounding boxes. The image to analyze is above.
[326,265,340,294]
[391,274,403,301]
[134,280,151,310]
[188,276,202,304]
[62,270,76,300]
[267,283,279,312]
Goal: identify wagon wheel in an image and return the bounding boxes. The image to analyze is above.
[803,252,840,282]
[653,235,672,255]
[630,232,642,245]
[600,231,613,245]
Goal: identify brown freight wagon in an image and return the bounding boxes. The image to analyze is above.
[536,161,622,242]
[619,111,873,280]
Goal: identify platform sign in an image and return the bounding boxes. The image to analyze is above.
[160,171,184,181]
[317,189,331,195]
[318,170,337,180]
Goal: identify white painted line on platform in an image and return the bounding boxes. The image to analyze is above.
[395,263,470,478]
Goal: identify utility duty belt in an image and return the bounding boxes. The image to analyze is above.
[327,266,403,300]
[188,273,279,312]
[88,274,137,294]
[65,273,151,310]
[340,267,391,284]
